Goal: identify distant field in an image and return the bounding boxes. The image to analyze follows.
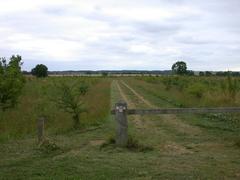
[0,76,240,179]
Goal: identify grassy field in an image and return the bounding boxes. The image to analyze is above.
[0,76,240,179]
[0,77,111,141]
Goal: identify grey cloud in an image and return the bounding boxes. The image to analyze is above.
[0,0,240,71]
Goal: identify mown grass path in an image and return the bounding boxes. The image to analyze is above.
[113,78,240,179]
[120,80,202,135]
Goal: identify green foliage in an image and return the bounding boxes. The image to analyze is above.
[0,55,25,111]
[0,77,111,141]
[172,61,187,75]
[162,77,172,90]
[126,136,153,152]
[101,135,153,152]
[186,70,194,76]
[227,75,238,101]
[51,80,89,129]
[199,71,205,76]
[31,64,48,78]
[79,82,89,95]
[221,74,238,102]
[205,71,213,76]
[187,83,205,98]
[38,139,61,154]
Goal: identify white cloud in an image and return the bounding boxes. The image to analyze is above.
[0,0,239,70]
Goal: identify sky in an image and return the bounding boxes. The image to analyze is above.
[0,0,240,71]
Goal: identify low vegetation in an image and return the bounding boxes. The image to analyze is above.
[1,72,240,179]
[0,77,111,141]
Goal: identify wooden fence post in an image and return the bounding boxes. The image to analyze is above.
[115,101,128,147]
[37,117,45,143]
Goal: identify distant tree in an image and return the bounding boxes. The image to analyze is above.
[31,64,48,78]
[102,72,108,77]
[187,70,194,76]
[216,72,224,76]
[22,70,31,75]
[172,61,187,75]
[232,72,240,77]
[0,55,25,111]
[205,71,212,76]
[199,71,205,76]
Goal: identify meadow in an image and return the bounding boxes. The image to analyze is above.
[0,75,240,179]
[0,76,111,142]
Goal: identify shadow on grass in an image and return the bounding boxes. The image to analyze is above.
[100,135,154,153]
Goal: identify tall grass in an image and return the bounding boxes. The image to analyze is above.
[0,77,111,142]
[137,76,240,107]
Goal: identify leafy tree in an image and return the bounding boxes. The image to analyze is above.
[52,81,89,129]
[172,61,187,75]
[31,64,48,78]
[0,55,25,111]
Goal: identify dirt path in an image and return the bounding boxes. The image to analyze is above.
[116,80,194,154]
[114,81,144,129]
[121,80,155,108]
[120,80,201,135]
[115,81,135,109]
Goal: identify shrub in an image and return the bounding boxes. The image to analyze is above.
[0,55,25,111]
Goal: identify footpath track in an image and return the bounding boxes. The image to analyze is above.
[114,80,197,155]
[119,80,202,135]
[112,79,240,178]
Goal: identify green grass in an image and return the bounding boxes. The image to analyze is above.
[0,77,240,179]
[0,77,111,142]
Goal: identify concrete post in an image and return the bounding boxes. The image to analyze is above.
[115,101,128,147]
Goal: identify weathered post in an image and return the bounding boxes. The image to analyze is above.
[115,101,128,147]
[37,117,45,143]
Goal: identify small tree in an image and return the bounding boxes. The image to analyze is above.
[0,55,25,111]
[31,64,48,78]
[172,61,187,75]
[52,81,89,129]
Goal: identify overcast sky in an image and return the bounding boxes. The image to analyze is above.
[1,0,240,71]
